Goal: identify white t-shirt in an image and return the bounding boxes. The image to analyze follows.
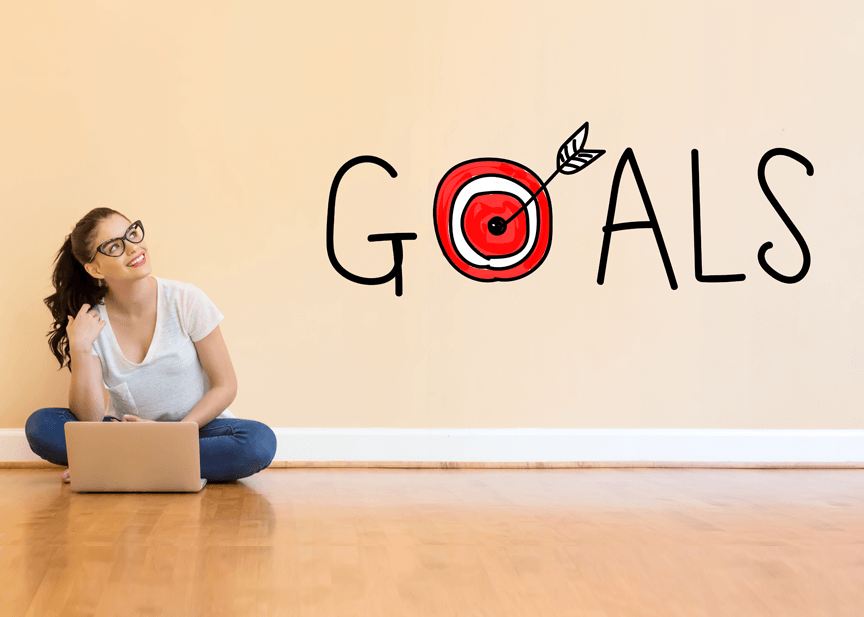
[90,276,236,422]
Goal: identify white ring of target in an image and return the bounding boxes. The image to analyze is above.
[450,175,539,269]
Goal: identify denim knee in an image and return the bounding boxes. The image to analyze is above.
[248,421,277,470]
[25,407,63,443]
[25,407,71,464]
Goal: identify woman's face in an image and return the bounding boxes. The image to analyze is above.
[84,214,151,284]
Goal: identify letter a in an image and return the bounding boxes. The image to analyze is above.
[597,148,678,290]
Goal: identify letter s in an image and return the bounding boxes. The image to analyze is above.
[757,148,813,284]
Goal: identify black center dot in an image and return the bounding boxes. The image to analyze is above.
[487,216,507,236]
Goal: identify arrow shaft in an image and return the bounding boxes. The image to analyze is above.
[503,167,561,225]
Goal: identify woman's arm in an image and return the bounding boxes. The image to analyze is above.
[69,352,108,422]
[182,325,238,428]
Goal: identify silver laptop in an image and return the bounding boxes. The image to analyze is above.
[64,421,207,492]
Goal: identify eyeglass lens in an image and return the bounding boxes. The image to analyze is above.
[104,223,144,256]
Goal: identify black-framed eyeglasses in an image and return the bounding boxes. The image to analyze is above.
[90,220,145,261]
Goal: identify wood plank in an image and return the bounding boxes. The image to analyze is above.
[0,468,861,616]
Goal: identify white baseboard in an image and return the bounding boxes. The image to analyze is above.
[3,428,864,465]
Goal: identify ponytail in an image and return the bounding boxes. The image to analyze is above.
[44,208,125,372]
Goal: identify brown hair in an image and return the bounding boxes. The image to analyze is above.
[43,208,128,372]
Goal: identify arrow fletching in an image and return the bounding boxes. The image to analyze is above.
[557,122,605,174]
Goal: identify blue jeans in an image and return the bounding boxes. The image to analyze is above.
[25,408,278,483]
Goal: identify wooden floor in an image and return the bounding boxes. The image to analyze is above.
[1,468,862,616]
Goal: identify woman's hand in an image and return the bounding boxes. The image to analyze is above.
[121,414,155,423]
[67,303,107,355]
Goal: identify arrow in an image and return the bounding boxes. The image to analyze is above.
[488,123,605,236]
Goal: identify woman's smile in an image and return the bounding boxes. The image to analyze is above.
[127,253,147,267]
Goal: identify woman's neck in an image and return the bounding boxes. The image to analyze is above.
[104,276,155,319]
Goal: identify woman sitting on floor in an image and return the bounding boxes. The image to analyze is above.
[26,207,277,483]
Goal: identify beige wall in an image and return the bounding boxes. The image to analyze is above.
[1,1,861,429]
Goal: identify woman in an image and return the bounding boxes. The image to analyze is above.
[26,208,277,483]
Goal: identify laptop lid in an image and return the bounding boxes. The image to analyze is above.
[64,421,207,493]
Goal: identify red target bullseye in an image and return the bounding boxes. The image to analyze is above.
[434,158,552,281]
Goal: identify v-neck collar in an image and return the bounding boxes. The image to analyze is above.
[101,276,162,367]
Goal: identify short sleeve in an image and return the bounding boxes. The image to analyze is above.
[91,308,102,356]
[183,283,224,342]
